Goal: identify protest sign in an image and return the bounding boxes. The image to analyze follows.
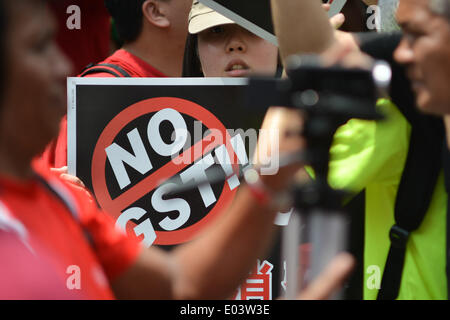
[67,77,298,299]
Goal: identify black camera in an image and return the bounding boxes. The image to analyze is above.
[247,54,390,121]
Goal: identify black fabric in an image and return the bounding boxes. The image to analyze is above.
[79,63,131,78]
[443,140,450,299]
[357,31,446,300]
[377,242,407,299]
[342,191,365,300]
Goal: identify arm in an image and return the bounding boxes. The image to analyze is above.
[298,252,355,300]
[270,0,336,60]
[112,194,355,301]
[271,0,408,105]
[271,0,368,68]
[111,186,282,300]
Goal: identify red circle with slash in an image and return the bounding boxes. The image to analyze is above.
[91,97,239,245]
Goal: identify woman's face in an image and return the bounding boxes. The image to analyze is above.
[1,1,71,159]
[197,24,279,77]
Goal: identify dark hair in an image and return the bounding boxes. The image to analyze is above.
[182,33,204,77]
[0,0,6,102]
[104,0,146,44]
[182,31,283,78]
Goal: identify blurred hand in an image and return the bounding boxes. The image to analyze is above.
[298,252,355,300]
[51,166,86,188]
[322,35,374,69]
[50,166,94,202]
[253,107,305,192]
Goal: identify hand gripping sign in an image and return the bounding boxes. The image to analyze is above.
[91,97,250,246]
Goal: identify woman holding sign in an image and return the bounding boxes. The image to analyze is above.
[183,0,281,78]
[182,0,312,187]
[183,0,344,78]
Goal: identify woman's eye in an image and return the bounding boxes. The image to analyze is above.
[32,35,52,53]
[210,26,225,34]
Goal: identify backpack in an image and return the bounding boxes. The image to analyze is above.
[80,63,131,78]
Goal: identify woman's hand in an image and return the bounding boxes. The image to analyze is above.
[51,166,86,188]
[50,166,94,202]
[253,107,305,193]
[298,252,355,300]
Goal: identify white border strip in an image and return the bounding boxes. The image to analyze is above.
[68,77,248,86]
[67,78,77,176]
[199,0,278,47]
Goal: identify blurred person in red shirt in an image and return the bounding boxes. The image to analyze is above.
[40,0,193,169]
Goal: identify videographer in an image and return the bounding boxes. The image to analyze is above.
[271,0,449,300]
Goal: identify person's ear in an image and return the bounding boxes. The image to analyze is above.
[142,0,171,28]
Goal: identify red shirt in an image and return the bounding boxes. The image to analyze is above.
[40,49,167,169]
[0,232,82,299]
[82,49,167,78]
[0,166,142,300]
